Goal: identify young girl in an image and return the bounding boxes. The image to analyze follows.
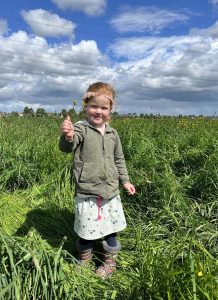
[59,82,135,278]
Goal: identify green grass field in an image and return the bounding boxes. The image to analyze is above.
[0,115,217,299]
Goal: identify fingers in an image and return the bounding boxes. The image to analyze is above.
[61,115,74,137]
[62,122,73,133]
[128,186,135,195]
[128,184,135,195]
[62,119,73,129]
[123,182,136,195]
[130,186,136,195]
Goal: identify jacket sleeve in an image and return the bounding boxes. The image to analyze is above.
[114,131,130,184]
[59,124,84,153]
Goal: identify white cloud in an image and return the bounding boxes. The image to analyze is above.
[209,0,218,6]
[107,23,218,115]
[51,0,107,16]
[190,21,218,38]
[21,9,76,38]
[0,19,8,35]
[109,35,201,60]
[0,31,108,112]
[0,21,218,115]
[110,6,189,34]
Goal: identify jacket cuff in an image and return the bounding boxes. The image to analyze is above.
[64,136,74,143]
[120,177,130,185]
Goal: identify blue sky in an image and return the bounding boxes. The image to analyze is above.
[0,0,218,115]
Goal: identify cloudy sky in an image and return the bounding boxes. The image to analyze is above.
[0,0,218,115]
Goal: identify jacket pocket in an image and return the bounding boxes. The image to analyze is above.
[80,161,103,183]
[73,159,83,182]
[106,159,119,181]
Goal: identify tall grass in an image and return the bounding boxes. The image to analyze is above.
[0,115,217,299]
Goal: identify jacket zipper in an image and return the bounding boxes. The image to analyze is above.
[102,134,109,199]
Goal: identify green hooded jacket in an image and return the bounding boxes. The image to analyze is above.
[59,120,130,199]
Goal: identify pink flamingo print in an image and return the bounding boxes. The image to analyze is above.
[97,196,102,221]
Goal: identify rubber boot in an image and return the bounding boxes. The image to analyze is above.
[95,240,121,278]
[76,239,93,265]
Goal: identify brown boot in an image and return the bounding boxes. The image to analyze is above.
[95,240,121,278]
[76,239,93,265]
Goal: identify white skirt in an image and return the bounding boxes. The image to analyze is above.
[74,194,127,240]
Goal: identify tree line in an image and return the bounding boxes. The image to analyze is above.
[9,106,79,118]
[6,106,217,119]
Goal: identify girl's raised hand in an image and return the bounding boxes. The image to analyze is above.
[61,115,74,141]
[123,182,136,195]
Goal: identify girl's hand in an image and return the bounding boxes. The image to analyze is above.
[61,115,74,141]
[123,182,136,195]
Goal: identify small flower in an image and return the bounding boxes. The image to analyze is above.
[198,271,203,277]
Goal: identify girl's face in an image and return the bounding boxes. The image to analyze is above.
[86,95,111,128]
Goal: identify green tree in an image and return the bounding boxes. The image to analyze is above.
[36,108,47,117]
[61,109,68,118]
[111,111,119,117]
[29,108,34,117]
[23,106,34,116]
[11,111,19,117]
[23,106,29,115]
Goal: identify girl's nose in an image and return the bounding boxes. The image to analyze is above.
[96,108,102,114]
